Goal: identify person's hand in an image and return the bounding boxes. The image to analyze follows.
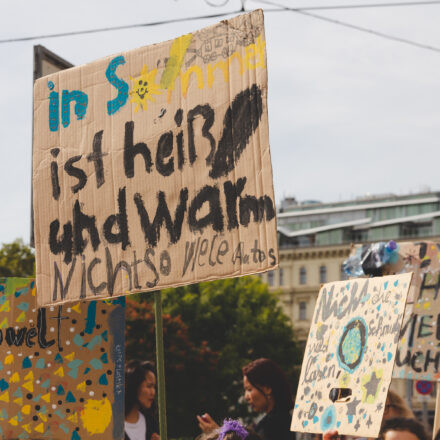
[323,430,339,440]
[151,434,160,440]
[196,413,219,432]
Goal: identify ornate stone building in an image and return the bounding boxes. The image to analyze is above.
[260,191,440,422]
[261,191,440,343]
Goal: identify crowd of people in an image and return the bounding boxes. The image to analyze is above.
[123,357,434,440]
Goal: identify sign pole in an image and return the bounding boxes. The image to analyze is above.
[433,383,440,439]
[154,290,168,440]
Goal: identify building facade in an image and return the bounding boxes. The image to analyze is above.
[262,191,440,342]
[261,191,440,419]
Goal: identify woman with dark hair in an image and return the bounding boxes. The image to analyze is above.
[242,358,294,440]
[125,360,160,440]
[197,358,294,440]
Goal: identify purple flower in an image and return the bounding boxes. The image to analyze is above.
[218,419,249,440]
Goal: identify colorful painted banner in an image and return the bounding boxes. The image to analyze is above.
[291,274,412,437]
[33,10,278,307]
[382,241,440,381]
[0,278,125,439]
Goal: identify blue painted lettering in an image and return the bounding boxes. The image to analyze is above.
[106,56,129,115]
[61,90,88,128]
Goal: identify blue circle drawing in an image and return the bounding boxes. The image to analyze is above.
[320,405,336,431]
[337,317,368,373]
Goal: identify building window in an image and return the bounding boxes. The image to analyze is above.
[279,268,284,286]
[319,265,327,283]
[299,301,307,320]
[299,267,307,285]
[268,271,274,286]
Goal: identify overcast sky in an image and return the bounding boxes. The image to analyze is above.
[0,0,439,244]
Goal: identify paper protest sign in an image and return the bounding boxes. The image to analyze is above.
[0,278,125,439]
[291,274,412,437]
[33,10,277,307]
[381,241,440,381]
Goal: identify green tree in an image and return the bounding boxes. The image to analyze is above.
[161,276,302,429]
[125,297,219,438]
[0,239,35,277]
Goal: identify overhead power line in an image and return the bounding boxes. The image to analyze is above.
[0,0,438,53]
[269,0,440,11]
[255,0,440,53]
[0,10,241,44]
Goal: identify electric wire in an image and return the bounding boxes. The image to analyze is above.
[255,0,440,53]
[0,0,438,54]
[0,10,241,44]
[260,0,440,10]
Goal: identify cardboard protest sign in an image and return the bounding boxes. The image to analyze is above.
[380,241,440,381]
[291,274,412,437]
[33,10,277,307]
[0,278,124,439]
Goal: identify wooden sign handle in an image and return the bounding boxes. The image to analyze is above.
[155,290,168,440]
[433,383,440,440]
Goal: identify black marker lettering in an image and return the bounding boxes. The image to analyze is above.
[103,187,130,250]
[25,327,37,347]
[105,247,132,296]
[210,84,263,179]
[37,308,55,349]
[64,155,87,194]
[5,327,26,346]
[134,188,188,247]
[73,200,100,255]
[124,121,152,178]
[52,258,76,301]
[87,257,107,295]
[187,104,215,166]
[224,178,246,230]
[156,132,174,177]
[49,219,73,264]
[144,247,159,288]
[160,250,171,276]
[188,185,224,233]
[87,130,107,188]
[50,147,61,200]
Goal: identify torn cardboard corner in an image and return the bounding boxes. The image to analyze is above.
[33,9,278,307]
[0,278,125,439]
[291,273,412,437]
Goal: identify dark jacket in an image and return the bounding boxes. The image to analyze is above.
[254,408,295,440]
[125,409,159,440]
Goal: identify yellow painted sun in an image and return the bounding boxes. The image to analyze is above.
[129,65,162,112]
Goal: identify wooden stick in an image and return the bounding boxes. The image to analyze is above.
[433,383,440,440]
[155,290,168,440]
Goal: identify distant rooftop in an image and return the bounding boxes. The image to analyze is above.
[279,191,440,216]
[277,191,440,248]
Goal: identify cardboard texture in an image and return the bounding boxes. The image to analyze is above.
[0,278,125,439]
[379,241,440,381]
[32,10,277,307]
[291,274,412,437]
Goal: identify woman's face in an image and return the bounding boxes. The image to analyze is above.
[243,375,272,413]
[138,371,156,409]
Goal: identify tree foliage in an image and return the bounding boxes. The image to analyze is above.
[0,242,300,438]
[125,297,219,438]
[161,276,302,430]
[0,239,35,277]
